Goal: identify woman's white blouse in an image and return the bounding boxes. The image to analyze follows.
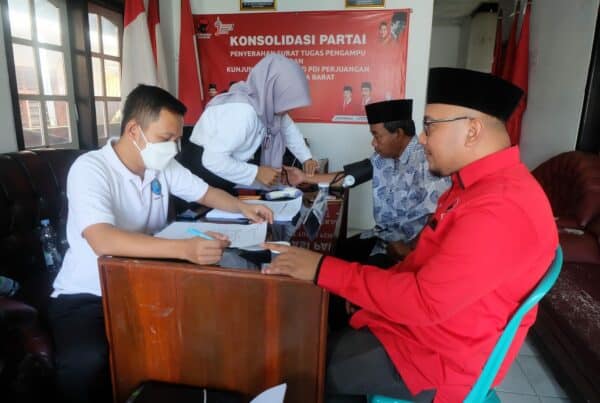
[189,102,312,185]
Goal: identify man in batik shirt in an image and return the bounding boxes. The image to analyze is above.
[285,99,450,268]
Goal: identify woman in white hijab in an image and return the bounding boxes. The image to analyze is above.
[188,54,319,192]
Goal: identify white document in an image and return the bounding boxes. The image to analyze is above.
[154,221,267,249]
[206,195,302,222]
[250,383,286,403]
[234,182,285,192]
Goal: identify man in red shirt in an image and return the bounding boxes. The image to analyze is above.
[263,68,558,402]
[338,85,362,116]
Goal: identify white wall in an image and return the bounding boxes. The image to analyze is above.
[520,0,599,168]
[430,24,462,68]
[0,15,18,153]
[465,12,495,72]
[160,0,435,230]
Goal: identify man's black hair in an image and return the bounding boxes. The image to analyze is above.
[343,85,352,92]
[361,82,372,90]
[208,83,217,89]
[120,84,187,134]
[383,120,416,137]
[379,21,388,27]
[392,12,407,25]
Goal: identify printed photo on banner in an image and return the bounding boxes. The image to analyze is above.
[240,0,276,10]
[345,0,385,7]
[194,9,409,124]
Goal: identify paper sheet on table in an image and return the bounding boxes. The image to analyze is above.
[235,182,285,192]
[154,221,267,249]
[250,383,286,403]
[206,195,302,222]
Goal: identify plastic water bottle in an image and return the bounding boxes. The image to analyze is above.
[40,219,62,271]
[0,275,19,297]
[303,182,329,241]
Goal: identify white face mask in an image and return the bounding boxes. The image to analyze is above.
[133,128,178,171]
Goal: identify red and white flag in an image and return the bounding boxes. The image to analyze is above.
[506,1,530,145]
[178,0,204,125]
[121,0,158,101]
[146,0,168,89]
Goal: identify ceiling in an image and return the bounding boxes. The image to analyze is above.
[433,0,484,19]
[433,0,510,23]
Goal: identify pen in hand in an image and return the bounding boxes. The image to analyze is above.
[187,228,215,240]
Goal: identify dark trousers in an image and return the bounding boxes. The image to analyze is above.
[47,294,111,403]
[326,327,435,403]
[335,235,397,268]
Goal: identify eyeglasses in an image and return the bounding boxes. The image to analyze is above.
[422,116,472,136]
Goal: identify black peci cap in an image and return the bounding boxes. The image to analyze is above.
[365,99,413,124]
[427,67,523,121]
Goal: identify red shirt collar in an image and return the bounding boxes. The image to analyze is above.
[453,146,521,189]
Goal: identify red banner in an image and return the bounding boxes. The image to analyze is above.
[193,10,409,123]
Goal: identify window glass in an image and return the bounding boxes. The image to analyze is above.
[96,100,107,139]
[92,56,104,96]
[88,13,100,53]
[39,48,67,95]
[104,60,121,97]
[45,101,71,145]
[35,0,61,45]
[107,101,121,137]
[8,0,32,40]
[20,100,43,148]
[101,16,119,57]
[13,44,39,95]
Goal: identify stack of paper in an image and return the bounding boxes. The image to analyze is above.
[206,195,302,222]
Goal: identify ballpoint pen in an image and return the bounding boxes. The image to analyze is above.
[187,228,215,240]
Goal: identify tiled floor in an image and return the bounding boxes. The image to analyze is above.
[497,336,572,402]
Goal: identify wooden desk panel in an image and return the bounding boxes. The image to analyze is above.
[99,258,328,403]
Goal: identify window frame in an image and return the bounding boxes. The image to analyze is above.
[88,3,122,146]
[2,0,80,150]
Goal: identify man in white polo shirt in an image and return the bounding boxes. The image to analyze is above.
[48,84,273,403]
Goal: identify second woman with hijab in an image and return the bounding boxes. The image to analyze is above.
[187,54,319,193]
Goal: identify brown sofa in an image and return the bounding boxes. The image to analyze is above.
[531,150,600,402]
[0,149,84,402]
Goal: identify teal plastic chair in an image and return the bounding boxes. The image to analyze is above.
[369,246,563,403]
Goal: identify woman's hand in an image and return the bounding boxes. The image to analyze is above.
[239,202,274,224]
[303,159,320,176]
[256,166,281,186]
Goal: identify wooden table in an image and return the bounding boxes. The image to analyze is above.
[100,191,348,402]
[99,257,329,403]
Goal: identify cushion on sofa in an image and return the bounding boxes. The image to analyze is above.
[541,262,600,365]
[532,151,600,227]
